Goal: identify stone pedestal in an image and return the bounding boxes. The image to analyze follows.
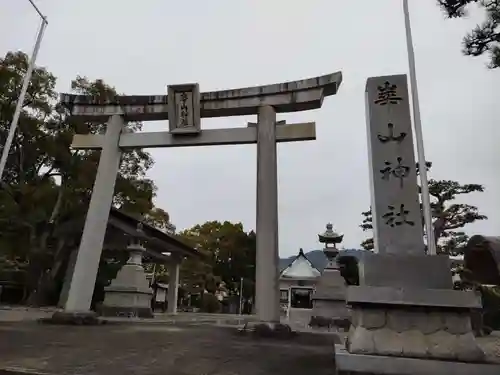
[346,254,484,363]
[100,240,153,318]
[310,251,349,327]
[310,224,349,328]
[336,345,500,375]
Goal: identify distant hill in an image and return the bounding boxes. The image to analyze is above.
[279,249,364,272]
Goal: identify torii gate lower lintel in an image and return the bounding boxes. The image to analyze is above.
[61,72,342,322]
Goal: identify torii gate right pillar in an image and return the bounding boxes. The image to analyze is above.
[255,105,280,322]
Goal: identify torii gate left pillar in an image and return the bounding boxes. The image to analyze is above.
[55,74,342,323]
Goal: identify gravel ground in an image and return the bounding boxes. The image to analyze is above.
[0,322,336,375]
[0,309,499,374]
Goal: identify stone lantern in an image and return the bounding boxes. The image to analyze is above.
[101,223,153,318]
[309,223,350,328]
[319,223,344,267]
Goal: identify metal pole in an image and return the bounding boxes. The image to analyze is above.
[0,17,47,181]
[402,0,436,255]
[28,0,48,22]
[239,277,243,315]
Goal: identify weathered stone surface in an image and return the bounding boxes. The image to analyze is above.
[365,75,424,255]
[310,300,349,322]
[444,312,472,335]
[336,348,500,375]
[426,330,457,360]
[309,316,350,331]
[43,311,102,326]
[347,285,481,309]
[255,105,280,323]
[347,306,485,362]
[372,327,403,356]
[348,324,355,337]
[101,244,153,318]
[341,73,486,366]
[310,244,349,322]
[62,71,343,121]
[99,305,153,319]
[359,253,453,289]
[358,309,386,330]
[386,310,411,333]
[348,326,375,354]
[454,332,485,362]
[401,329,428,358]
[419,311,443,334]
[240,322,296,340]
[351,308,360,326]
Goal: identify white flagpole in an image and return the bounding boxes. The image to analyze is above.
[402,0,436,255]
[0,2,48,181]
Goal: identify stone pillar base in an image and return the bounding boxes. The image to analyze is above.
[99,305,153,318]
[101,286,153,318]
[100,243,153,319]
[336,346,500,375]
[42,310,102,325]
[346,286,484,363]
[310,263,349,329]
[310,298,350,330]
[239,321,295,339]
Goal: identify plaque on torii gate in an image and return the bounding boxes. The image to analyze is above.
[58,72,342,323]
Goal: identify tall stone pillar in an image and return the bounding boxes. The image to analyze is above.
[57,248,78,308]
[166,260,180,314]
[63,115,124,314]
[255,105,280,323]
[345,75,484,363]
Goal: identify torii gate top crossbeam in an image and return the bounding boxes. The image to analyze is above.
[60,72,342,122]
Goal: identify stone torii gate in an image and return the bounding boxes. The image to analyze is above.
[58,73,342,322]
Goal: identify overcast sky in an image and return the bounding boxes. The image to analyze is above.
[1,0,498,256]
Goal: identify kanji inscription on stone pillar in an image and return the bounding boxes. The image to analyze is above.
[365,74,424,255]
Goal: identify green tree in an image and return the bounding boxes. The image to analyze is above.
[144,207,175,234]
[179,221,256,302]
[438,0,500,68]
[0,51,159,305]
[360,163,487,254]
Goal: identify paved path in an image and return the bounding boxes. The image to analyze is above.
[0,307,315,331]
[0,322,335,375]
[1,307,498,373]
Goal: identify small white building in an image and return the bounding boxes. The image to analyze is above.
[279,249,321,322]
